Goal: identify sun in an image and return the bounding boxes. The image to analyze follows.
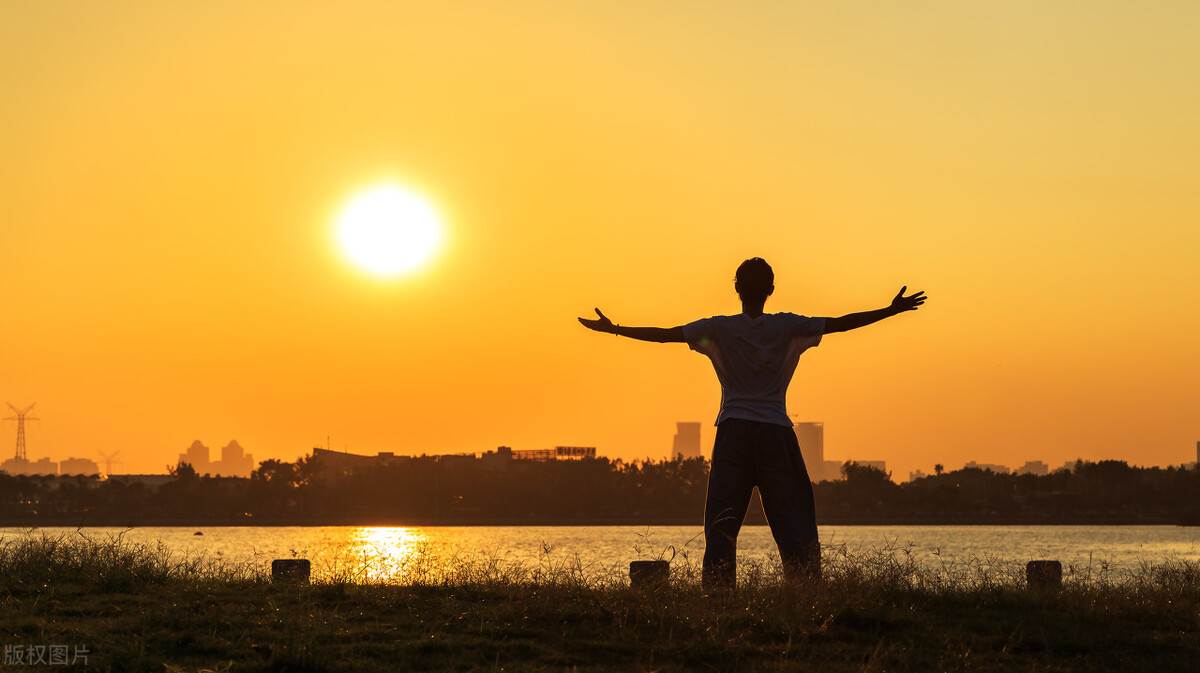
[335,184,444,276]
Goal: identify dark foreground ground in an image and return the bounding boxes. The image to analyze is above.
[1,535,1197,672]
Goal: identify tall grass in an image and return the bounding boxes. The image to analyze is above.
[2,529,1195,600]
[0,529,258,592]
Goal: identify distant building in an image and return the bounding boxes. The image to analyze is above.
[312,445,595,475]
[211,440,254,476]
[792,421,842,482]
[671,422,702,460]
[512,446,596,461]
[908,469,928,482]
[793,422,823,468]
[177,439,254,477]
[178,440,211,474]
[0,456,58,476]
[481,446,514,470]
[964,461,1010,474]
[552,446,597,460]
[1015,460,1049,476]
[791,421,889,481]
[59,457,100,476]
[310,447,409,474]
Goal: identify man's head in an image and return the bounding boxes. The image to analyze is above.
[734,257,774,305]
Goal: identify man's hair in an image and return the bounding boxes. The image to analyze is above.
[734,257,774,303]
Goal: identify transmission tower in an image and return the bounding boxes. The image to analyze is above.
[4,402,38,461]
[98,450,121,477]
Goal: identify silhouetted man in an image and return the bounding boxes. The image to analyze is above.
[579,258,926,590]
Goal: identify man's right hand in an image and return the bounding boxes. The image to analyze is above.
[578,308,616,333]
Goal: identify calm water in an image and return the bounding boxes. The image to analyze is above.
[5,525,1199,581]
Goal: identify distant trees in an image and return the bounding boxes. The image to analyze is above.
[818,460,1200,524]
[0,457,1197,525]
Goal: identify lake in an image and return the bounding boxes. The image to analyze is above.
[5,525,1199,582]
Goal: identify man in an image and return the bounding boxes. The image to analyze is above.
[578,257,926,589]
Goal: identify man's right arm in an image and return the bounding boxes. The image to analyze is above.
[611,325,687,343]
[578,308,687,343]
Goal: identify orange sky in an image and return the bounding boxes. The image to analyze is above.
[2,2,1198,478]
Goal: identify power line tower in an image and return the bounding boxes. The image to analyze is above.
[4,402,38,461]
[98,450,121,477]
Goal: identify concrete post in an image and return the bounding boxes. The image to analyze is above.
[1026,560,1062,590]
[272,559,311,583]
[629,560,670,588]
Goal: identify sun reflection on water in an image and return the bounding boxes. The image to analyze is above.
[343,527,428,582]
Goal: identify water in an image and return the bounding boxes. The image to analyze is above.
[5,525,1198,581]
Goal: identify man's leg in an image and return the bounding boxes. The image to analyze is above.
[755,423,821,581]
[702,420,755,591]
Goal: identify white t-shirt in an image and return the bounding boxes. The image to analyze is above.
[682,312,826,428]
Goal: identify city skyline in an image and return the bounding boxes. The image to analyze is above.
[6,393,1197,479]
[3,406,1195,479]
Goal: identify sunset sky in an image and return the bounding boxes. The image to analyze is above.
[2,1,1198,478]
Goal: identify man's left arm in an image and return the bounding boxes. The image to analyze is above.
[822,286,926,334]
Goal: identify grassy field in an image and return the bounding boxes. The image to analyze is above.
[0,533,1197,672]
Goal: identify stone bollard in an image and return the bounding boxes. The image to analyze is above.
[629,560,670,589]
[1026,560,1062,590]
[272,559,311,584]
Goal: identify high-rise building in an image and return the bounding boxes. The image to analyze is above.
[178,440,211,474]
[222,440,241,464]
[792,421,843,482]
[671,422,702,460]
[212,440,254,476]
[792,422,823,467]
[177,439,254,476]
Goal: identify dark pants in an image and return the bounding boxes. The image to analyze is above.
[702,418,820,590]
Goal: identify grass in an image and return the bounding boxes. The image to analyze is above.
[0,532,1197,672]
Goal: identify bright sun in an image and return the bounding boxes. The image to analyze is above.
[335,184,443,276]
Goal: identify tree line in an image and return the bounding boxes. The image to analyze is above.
[0,456,1197,525]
